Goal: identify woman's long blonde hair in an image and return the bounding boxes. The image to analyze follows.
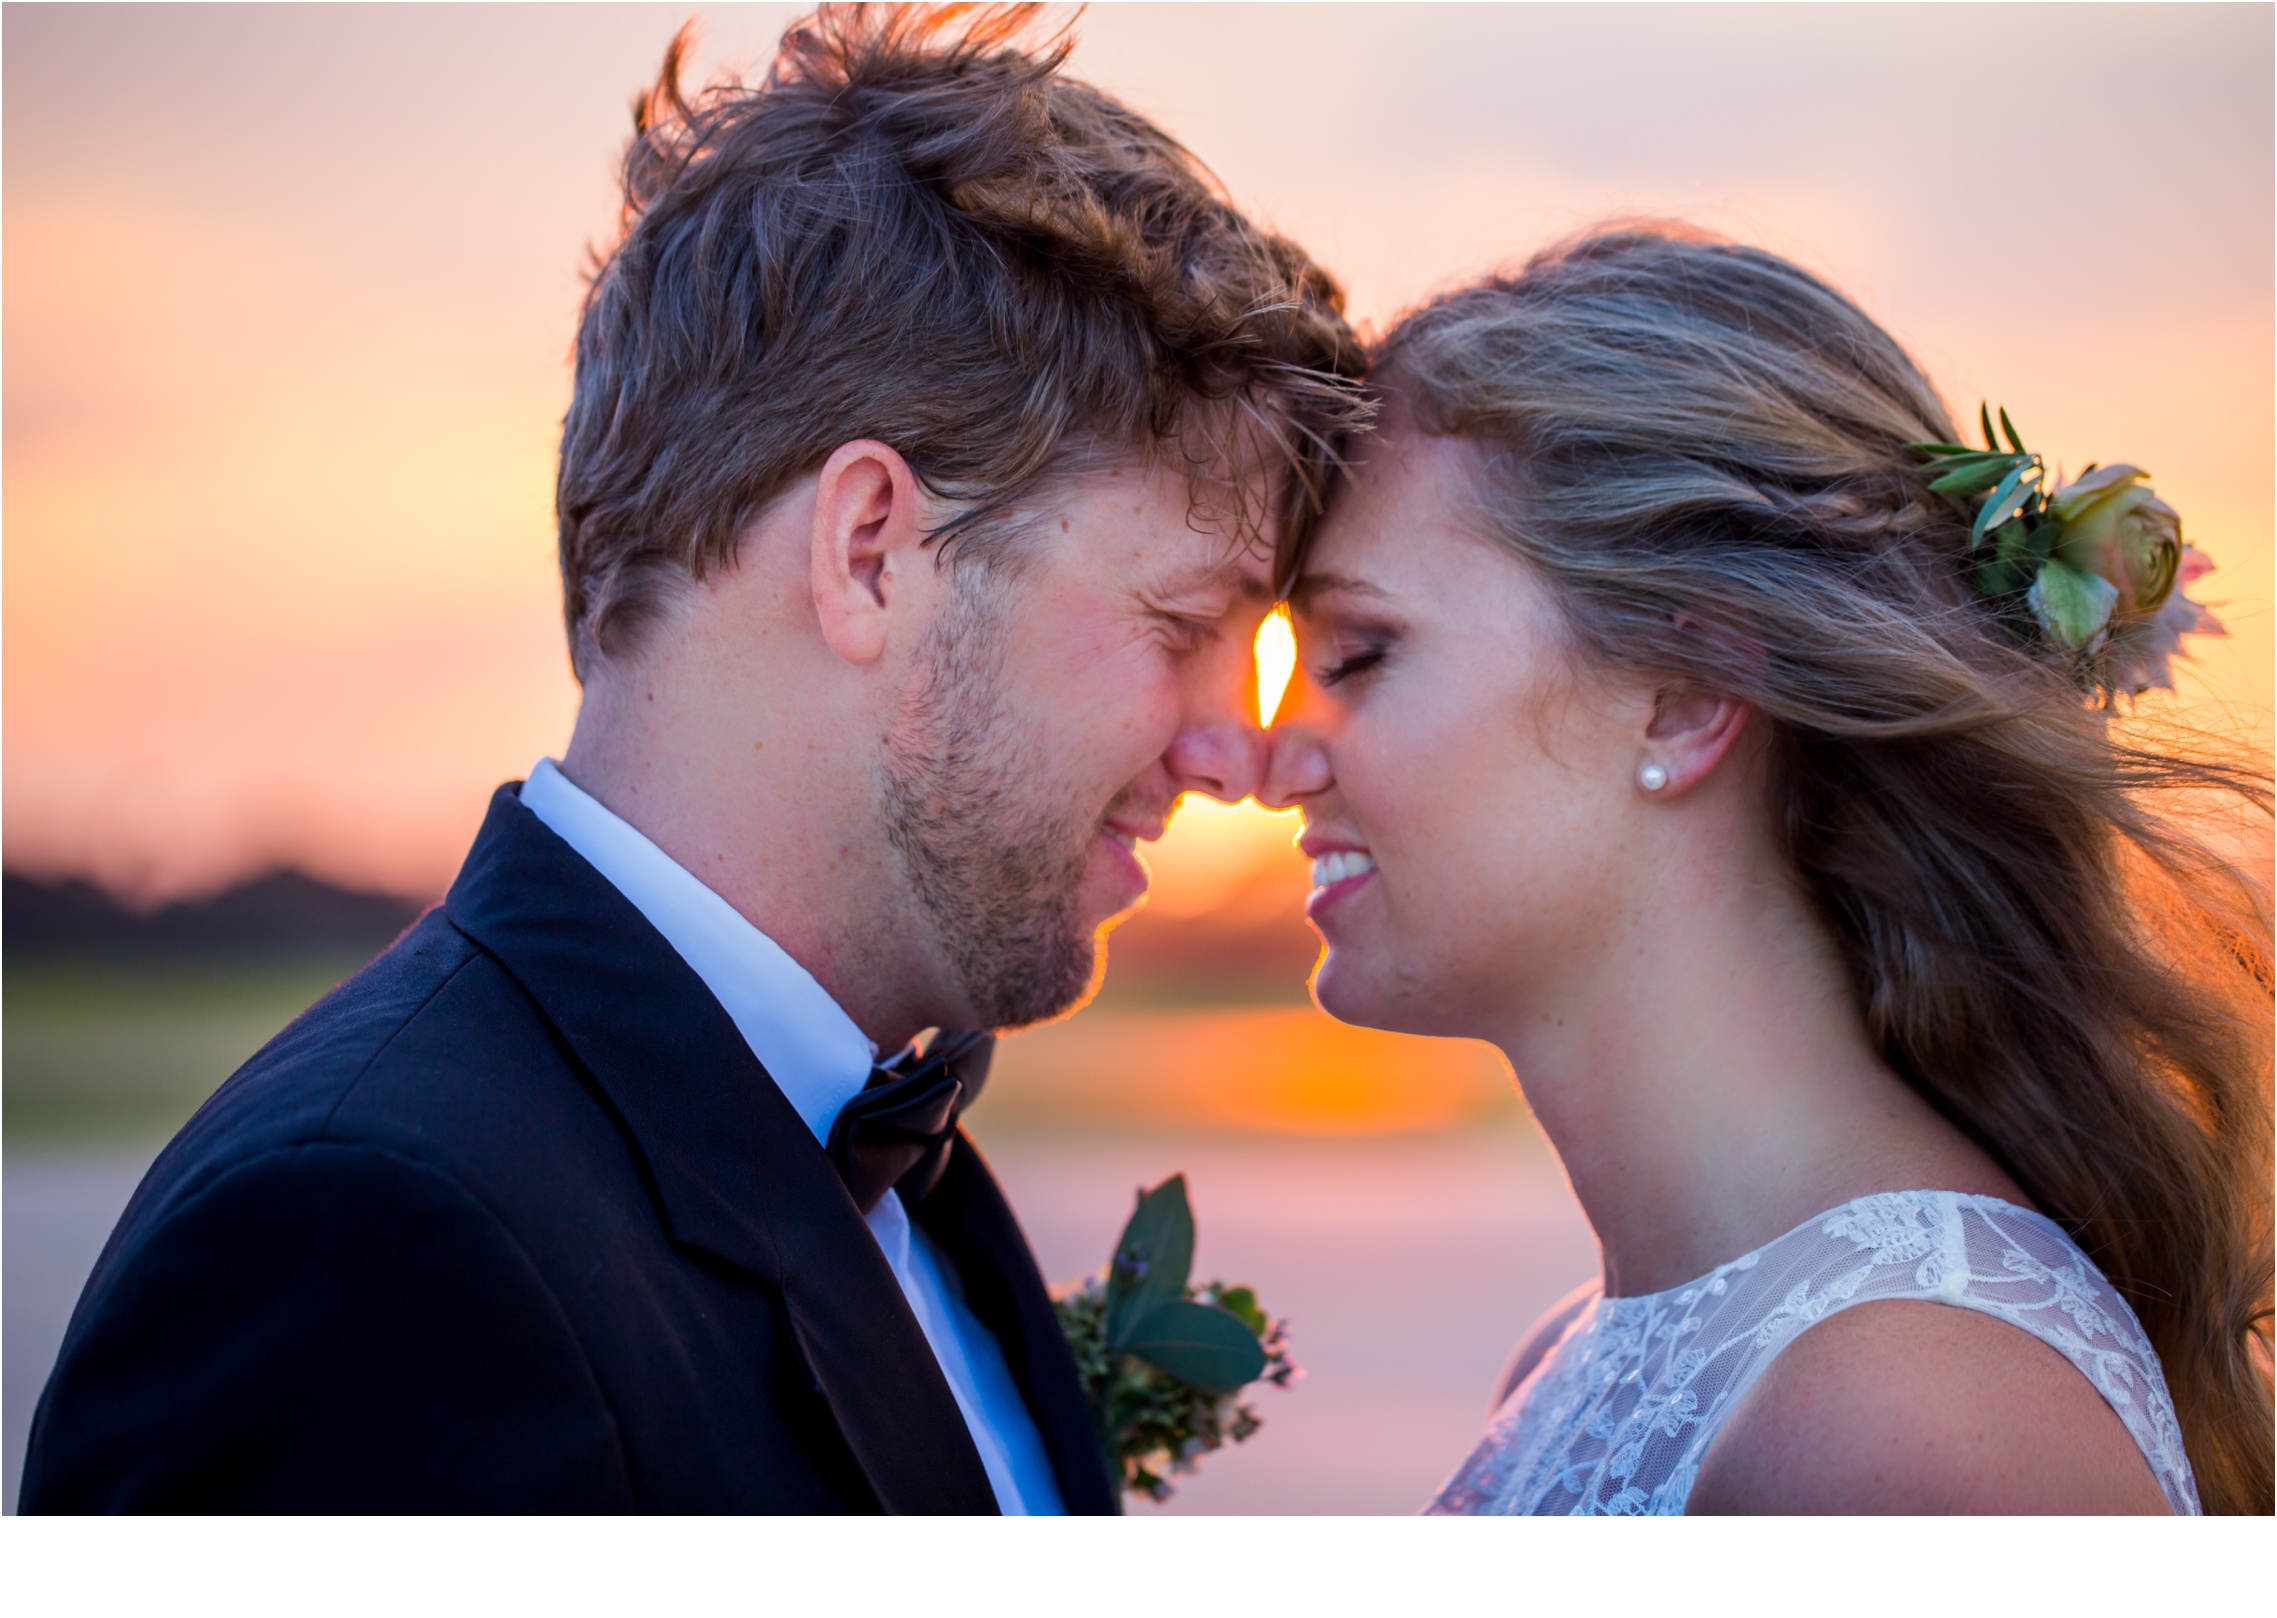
[1341,225,2273,1512]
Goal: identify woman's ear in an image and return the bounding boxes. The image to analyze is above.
[810,439,927,668]
[1639,685,1751,795]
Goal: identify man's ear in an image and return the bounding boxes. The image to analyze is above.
[1642,685,1751,795]
[811,439,928,668]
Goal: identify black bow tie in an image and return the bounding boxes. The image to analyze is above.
[825,1028,995,1215]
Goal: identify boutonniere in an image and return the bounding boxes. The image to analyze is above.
[1053,1174,1298,1502]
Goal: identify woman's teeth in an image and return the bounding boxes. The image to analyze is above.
[1309,851,1377,890]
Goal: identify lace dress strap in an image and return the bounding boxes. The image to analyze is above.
[1427,1190,2200,1515]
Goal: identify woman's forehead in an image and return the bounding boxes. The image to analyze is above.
[1300,443,1489,596]
[1287,565,1391,614]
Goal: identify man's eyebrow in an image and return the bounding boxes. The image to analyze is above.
[1157,560,1276,607]
[1287,571,1390,610]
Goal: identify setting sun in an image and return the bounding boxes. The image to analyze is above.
[1255,606,1297,725]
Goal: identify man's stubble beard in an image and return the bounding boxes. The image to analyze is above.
[879,573,1125,1031]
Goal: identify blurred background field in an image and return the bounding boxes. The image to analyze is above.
[3,800,1535,1146]
[4,2,2267,1516]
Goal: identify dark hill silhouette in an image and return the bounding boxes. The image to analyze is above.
[2,859,1318,1000]
[3,869,429,961]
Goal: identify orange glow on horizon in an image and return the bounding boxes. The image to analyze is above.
[988,1006,1524,1136]
[1140,796,1303,921]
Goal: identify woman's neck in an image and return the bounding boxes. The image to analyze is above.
[1489,840,2023,1299]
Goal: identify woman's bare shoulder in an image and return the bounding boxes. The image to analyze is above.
[1490,1277,1601,1412]
[1686,1298,2171,1514]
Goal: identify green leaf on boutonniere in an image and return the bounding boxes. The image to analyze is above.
[1905,440,1977,458]
[1999,407,2027,455]
[1981,403,2001,452]
[1105,1175,1195,1349]
[2028,558,2119,649]
[1123,1299,1269,1393]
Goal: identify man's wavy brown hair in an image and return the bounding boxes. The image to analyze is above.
[558,3,1366,677]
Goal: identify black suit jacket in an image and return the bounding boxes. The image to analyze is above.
[20,785,1119,1514]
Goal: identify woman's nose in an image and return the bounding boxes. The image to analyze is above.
[1259,718,1333,809]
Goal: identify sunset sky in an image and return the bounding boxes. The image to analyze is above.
[5,2,2269,906]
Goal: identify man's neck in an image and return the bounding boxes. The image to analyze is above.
[558,681,942,1053]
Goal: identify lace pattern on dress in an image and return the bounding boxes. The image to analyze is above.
[1426,1190,2199,1516]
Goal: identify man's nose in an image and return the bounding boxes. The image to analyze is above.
[1164,631,1271,803]
[1165,707,1267,804]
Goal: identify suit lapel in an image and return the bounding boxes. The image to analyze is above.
[443,784,999,1514]
[911,1135,1123,1515]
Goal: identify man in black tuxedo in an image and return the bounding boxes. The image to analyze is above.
[20,7,1361,1514]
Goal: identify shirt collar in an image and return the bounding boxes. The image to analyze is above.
[519,758,874,1145]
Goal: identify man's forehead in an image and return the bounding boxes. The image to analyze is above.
[1037,446,1280,597]
[1147,531,1277,602]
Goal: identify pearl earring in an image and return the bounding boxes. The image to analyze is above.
[1638,762,1669,792]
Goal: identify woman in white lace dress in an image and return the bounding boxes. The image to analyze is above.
[1261,227,2271,1514]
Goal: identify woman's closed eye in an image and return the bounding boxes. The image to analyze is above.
[1316,638,1393,688]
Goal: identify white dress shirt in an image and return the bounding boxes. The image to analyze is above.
[519,759,1065,1515]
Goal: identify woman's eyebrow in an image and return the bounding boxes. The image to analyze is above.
[1288,571,1391,611]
